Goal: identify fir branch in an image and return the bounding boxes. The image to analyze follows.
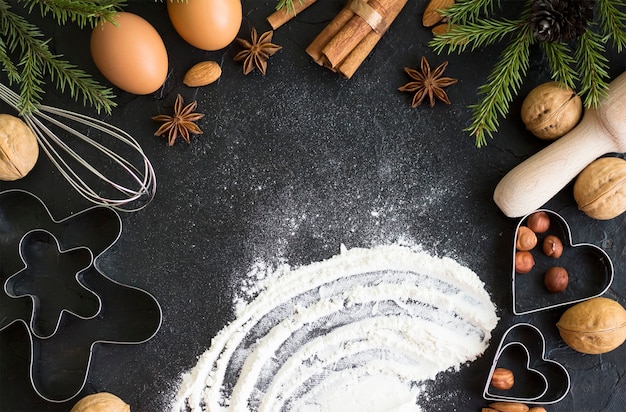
[441,0,502,24]
[541,41,578,89]
[430,18,524,54]
[18,0,124,28]
[0,0,117,114]
[17,45,45,112]
[43,55,117,113]
[276,0,302,16]
[0,38,19,83]
[468,24,534,147]
[575,28,610,108]
[596,0,626,52]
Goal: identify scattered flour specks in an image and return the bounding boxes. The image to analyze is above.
[171,243,499,412]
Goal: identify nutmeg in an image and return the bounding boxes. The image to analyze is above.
[543,235,563,258]
[490,367,514,390]
[515,226,537,251]
[521,81,582,140]
[515,251,535,274]
[526,211,550,233]
[544,266,568,293]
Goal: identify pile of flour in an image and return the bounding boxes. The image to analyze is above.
[171,244,499,412]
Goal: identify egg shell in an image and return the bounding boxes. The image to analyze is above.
[167,0,242,51]
[91,12,168,95]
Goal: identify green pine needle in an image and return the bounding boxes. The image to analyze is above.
[429,18,524,54]
[596,0,626,52]
[468,24,534,147]
[541,41,578,88]
[19,0,122,28]
[275,0,303,16]
[441,0,502,24]
[575,28,610,108]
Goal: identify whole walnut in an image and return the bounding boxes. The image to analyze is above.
[70,392,130,412]
[521,81,582,140]
[0,113,39,181]
[557,297,626,354]
[573,157,626,220]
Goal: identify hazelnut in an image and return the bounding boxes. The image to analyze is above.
[515,251,535,274]
[543,235,563,258]
[515,226,537,251]
[521,81,582,140]
[491,367,514,390]
[545,266,568,293]
[526,211,550,233]
[0,113,39,181]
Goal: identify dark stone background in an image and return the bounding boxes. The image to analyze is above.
[1,0,625,410]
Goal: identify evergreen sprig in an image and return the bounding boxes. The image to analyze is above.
[429,18,524,54]
[275,0,303,16]
[429,0,626,147]
[0,0,123,115]
[468,24,534,147]
[541,41,578,89]
[575,28,610,107]
[19,0,123,28]
[597,0,626,51]
[440,0,502,24]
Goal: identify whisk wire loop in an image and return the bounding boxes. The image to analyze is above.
[0,83,156,211]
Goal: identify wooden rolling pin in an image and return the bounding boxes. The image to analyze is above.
[494,71,626,217]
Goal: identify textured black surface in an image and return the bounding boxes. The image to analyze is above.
[1,0,625,411]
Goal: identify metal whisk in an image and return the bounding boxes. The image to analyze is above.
[0,83,156,212]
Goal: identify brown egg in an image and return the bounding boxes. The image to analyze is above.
[167,0,242,51]
[91,12,168,95]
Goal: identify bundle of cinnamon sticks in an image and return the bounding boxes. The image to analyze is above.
[306,0,409,78]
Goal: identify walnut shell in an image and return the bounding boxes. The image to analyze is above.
[70,392,130,412]
[556,297,626,354]
[0,114,39,181]
[521,81,582,140]
[573,157,626,220]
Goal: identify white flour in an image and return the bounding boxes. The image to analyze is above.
[171,244,498,412]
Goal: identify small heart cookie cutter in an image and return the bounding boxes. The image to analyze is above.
[512,209,614,315]
[0,189,162,403]
[483,323,571,405]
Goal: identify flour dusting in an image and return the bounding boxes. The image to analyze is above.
[171,244,499,412]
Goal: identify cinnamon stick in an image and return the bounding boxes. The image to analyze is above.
[336,0,408,78]
[321,0,391,68]
[267,0,318,30]
[306,0,409,77]
[305,6,355,66]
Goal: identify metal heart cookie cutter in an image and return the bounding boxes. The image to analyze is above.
[483,323,571,405]
[0,189,162,403]
[511,209,614,315]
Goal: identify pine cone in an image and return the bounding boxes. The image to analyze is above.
[529,0,595,42]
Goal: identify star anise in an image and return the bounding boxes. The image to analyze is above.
[152,94,204,146]
[233,27,282,75]
[398,56,458,108]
